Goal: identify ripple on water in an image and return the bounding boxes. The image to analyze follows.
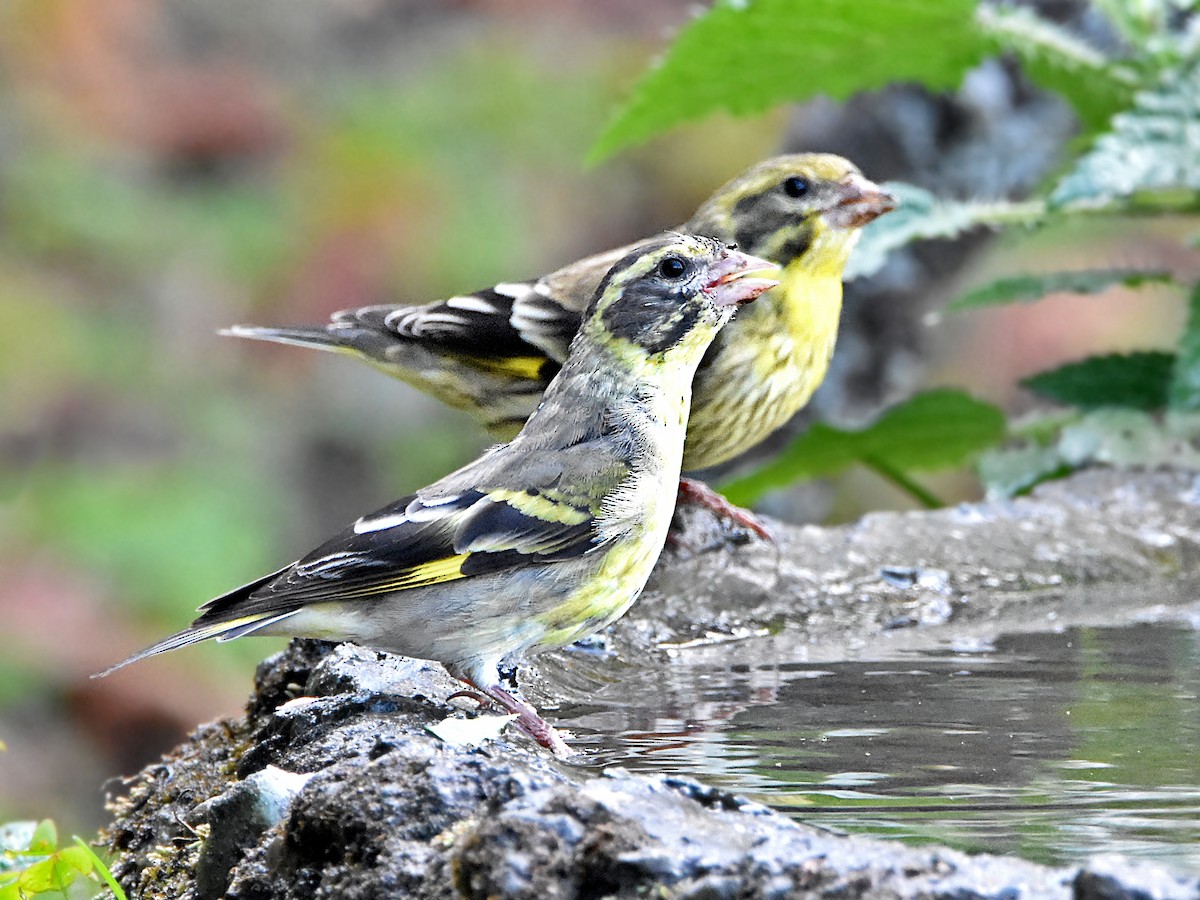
[562,622,1200,872]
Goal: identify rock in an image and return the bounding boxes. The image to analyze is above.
[101,470,1200,898]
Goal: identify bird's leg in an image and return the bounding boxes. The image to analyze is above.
[469,680,572,758]
[676,477,774,542]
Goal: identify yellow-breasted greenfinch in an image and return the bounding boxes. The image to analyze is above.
[225,154,895,538]
[99,236,780,756]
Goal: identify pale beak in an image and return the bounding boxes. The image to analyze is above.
[823,174,897,229]
[704,248,781,308]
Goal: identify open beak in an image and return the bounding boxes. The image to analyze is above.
[704,248,781,308]
[823,174,897,229]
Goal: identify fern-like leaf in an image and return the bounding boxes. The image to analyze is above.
[949,268,1174,310]
[1169,282,1200,411]
[1051,60,1200,209]
[847,182,1044,281]
[975,4,1135,133]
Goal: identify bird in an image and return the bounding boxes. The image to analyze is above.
[224,154,896,538]
[97,236,781,756]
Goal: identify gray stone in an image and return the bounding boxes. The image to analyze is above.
[102,470,1200,900]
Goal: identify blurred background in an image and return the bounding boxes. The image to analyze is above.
[0,0,1192,834]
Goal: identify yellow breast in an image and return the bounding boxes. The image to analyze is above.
[682,263,844,471]
[531,380,691,653]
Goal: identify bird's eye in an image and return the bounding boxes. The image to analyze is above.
[658,255,687,279]
[783,176,810,198]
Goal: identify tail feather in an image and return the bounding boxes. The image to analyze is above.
[214,610,299,642]
[93,613,287,677]
[94,566,294,678]
[221,324,344,352]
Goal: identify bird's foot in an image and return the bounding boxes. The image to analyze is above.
[446,688,492,709]
[472,682,572,758]
[676,477,774,543]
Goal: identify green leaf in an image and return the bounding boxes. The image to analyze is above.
[847,183,1045,280]
[1092,0,1180,46]
[27,821,56,856]
[590,0,993,161]
[70,839,126,900]
[1050,60,1200,209]
[1021,352,1176,411]
[982,408,1200,498]
[949,268,1174,310]
[17,856,73,894]
[54,846,94,877]
[1169,282,1200,410]
[722,389,1005,506]
[978,441,1074,498]
[1058,408,1200,469]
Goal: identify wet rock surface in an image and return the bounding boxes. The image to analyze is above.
[103,469,1200,899]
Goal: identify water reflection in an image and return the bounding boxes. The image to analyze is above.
[554,623,1200,871]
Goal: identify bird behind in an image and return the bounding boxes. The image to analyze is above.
[98,236,779,756]
[224,154,895,475]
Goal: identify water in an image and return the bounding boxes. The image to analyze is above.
[552,622,1200,872]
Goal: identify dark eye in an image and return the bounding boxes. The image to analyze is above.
[783,176,810,198]
[658,255,687,279]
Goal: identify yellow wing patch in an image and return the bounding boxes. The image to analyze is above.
[487,489,592,525]
[455,354,551,381]
[333,552,472,599]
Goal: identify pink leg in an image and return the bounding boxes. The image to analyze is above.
[466,679,572,758]
[677,477,774,542]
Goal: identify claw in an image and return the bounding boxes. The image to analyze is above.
[460,679,572,757]
[676,477,774,543]
[446,689,492,709]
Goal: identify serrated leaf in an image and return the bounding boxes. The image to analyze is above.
[1169,282,1200,410]
[1057,408,1200,468]
[949,268,1174,310]
[847,183,1045,280]
[978,441,1073,498]
[722,389,1005,506]
[590,0,993,161]
[1092,0,1181,45]
[1050,61,1200,208]
[1021,352,1176,410]
[981,408,1200,498]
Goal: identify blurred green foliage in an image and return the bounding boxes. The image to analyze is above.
[591,0,992,162]
[2,19,623,631]
[2,0,1197,850]
[723,390,1006,508]
[599,0,1199,503]
[0,4,663,832]
[0,820,124,900]
[1020,351,1177,410]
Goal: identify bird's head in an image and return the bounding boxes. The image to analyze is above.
[688,153,896,277]
[585,235,779,360]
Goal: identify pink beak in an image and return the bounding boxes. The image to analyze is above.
[703,248,781,307]
[823,173,897,229]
